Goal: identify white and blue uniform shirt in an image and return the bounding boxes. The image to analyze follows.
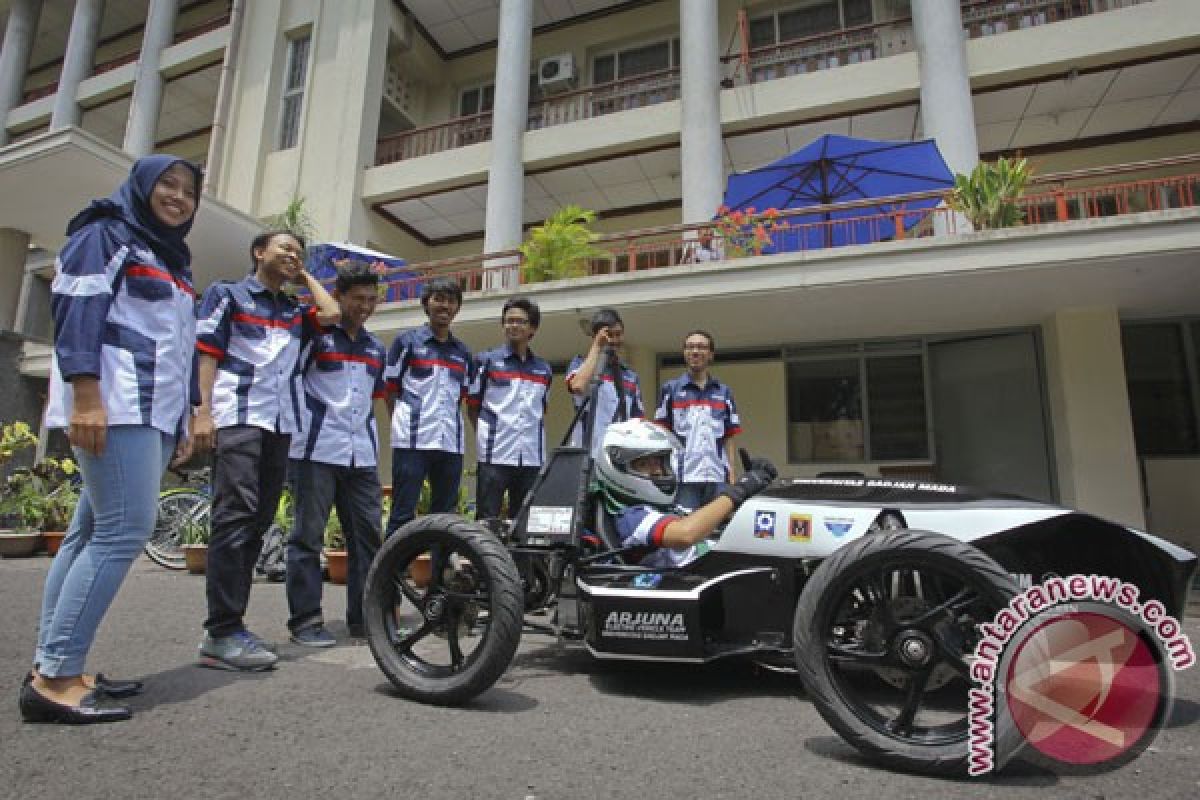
[566,355,644,456]
[467,344,552,467]
[385,324,472,453]
[290,324,388,467]
[45,226,196,436]
[613,505,707,569]
[195,275,320,434]
[654,373,742,483]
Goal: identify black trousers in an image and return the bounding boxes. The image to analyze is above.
[285,459,382,631]
[474,462,540,521]
[204,426,291,637]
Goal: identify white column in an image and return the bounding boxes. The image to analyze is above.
[679,0,724,225]
[1042,308,1144,528]
[50,0,105,130]
[0,228,31,331]
[0,0,44,146]
[482,0,533,289]
[911,0,979,178]
[123,0,179,156]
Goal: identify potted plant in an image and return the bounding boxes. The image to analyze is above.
[323,510,347,585]
[948,156,1032,230]
[0,421,43,557]
[38,458,80,556]
[180,514,210,574]
[519,204,610,283]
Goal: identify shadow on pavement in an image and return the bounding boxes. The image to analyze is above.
[368,681,538,713]
[126,662,275,711]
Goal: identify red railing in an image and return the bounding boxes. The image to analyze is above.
[721,18,911,85]
[367,163,1199,300]
[375,68,681,165]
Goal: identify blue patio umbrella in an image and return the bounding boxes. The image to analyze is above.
[721,134,955,250]
[305,241,417,301]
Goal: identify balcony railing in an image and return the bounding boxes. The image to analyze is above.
[18,12,231,105]
[722,18,912,85]
[359,157,1200,299]
[375,68,682,165]
[959,0,1152,39]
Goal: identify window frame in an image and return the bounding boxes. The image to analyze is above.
[277,32,312,151]
[1121,318,1200,457]
[748,0,875,49]
[590,36,680,86]
[784,339,934,464]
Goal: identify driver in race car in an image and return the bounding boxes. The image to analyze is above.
[593,419,777,568]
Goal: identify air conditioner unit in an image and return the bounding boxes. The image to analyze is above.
[538,53,576,93]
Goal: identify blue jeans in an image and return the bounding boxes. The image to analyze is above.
[286,459,382,631]
[386,448,462,536]
[35,425,174,677]
[675,481,724,511]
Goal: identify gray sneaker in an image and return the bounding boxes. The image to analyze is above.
[289,625,336,648]
[198,631,279,671]
[243,630,278,653]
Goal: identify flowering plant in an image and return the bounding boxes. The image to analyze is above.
[712,205,785,257]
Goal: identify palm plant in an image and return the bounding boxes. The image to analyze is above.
[948,156,1032,230]
[519,205,610,283]
[264,195,318,243]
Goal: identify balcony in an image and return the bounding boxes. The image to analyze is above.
[375,68,681,166]
[353,155,1199,298]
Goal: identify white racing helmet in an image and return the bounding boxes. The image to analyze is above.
[594,419,680,508]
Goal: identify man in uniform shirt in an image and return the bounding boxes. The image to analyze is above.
[285,262,388,646]
[384,277,472,536]
[566,308,643,457]
[193,231,340,671]
[655,330,741,510]
[467,296,552,523]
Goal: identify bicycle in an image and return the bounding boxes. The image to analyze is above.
[145,467,211,570]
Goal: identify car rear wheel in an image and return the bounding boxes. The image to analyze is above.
[364,514,523,705]
[794,529,1022,775]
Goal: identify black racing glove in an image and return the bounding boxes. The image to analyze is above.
[720,467,776,509]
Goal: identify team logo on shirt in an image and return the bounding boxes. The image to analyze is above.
[789,514,812,542]
[824,517,854,537]
[753,510,776,539]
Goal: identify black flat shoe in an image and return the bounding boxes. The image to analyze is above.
[18,683,132,724]
[94,674,144,699]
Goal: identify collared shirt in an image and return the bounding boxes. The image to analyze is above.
[566,355,644,457]
[45,225,196,436]
[195,275,319,433]
[385,323,473,453]
[613,505,707,569]
[655,372,742,483]
[467,344,552,467]
[290,323,388,467]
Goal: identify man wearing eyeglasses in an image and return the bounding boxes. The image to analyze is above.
[654,330,742,510]
[466,297,552,523]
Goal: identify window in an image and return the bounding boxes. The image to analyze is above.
[278,34,311,150]
[786,342,929,462]
[592,38,679,84]
[1122,322,1200,456]
[459,83,494,117]
[750,0,874,48]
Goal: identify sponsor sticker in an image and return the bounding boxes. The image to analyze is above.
[823,517,854,537]
[753,510,776,539]
[789,513,812,542]
[602,611,688,641]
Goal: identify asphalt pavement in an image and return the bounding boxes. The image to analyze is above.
[1,555,1198,800]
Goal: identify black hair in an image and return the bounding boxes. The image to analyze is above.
[502,295,540,329]
[335,261,380,294]
[589,308,623,335]
[250,229,305,270]
[683,329,715,351]
[420,276,463,311]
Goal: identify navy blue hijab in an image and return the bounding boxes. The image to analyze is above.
[66,155,202,271]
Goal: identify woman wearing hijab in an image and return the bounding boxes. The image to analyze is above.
[19,155,203,724]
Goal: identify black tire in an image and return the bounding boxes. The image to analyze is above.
[794,529,1022,776]
[145,490,208,570]
[364,514,523,705]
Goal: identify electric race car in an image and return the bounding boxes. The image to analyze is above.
[362,372,1196,776]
